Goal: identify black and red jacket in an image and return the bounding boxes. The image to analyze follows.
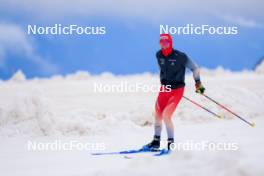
[156,49,200,89]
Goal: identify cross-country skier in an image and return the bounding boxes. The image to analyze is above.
[144,34,205,151]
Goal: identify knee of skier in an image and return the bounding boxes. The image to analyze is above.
[154,115,163,124]
[155,112,163,120]
[162,102,176,119]
[155,103,163,119]
[163,115,172,122]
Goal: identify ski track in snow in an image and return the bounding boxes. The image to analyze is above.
[0,68,264,176]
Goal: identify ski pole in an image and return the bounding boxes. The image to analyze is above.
[183,96,222,119]
[201,94,256,127]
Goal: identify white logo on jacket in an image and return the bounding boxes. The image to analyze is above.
[169,59,176,66]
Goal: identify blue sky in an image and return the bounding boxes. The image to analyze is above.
[0,0,263,79]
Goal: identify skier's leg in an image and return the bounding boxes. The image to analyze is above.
[144,111,161,150]
[154,101,163,136]
[162,87,184,149]
[163,102,176,139]
[154,88,169,136]
[144,87,168,150]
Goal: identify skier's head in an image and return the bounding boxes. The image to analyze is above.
[160,34,172,56]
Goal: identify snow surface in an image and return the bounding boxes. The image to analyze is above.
[0,68,264,176]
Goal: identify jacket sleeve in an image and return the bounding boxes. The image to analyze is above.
[184,55,201,83]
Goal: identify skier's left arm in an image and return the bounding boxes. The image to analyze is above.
[185,56,205,94]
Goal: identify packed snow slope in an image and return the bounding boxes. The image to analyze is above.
[0,67,264,176]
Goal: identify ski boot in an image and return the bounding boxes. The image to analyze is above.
[167,138,174,151]
[143,135,160,151]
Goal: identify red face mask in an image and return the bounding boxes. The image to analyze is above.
[160,34,172,57]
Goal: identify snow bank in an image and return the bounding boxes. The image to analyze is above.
[9,70,26,82]
[0,88,55,136]
[0,88,139,137]
[0,69,263,137]
[255,58,264,74]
